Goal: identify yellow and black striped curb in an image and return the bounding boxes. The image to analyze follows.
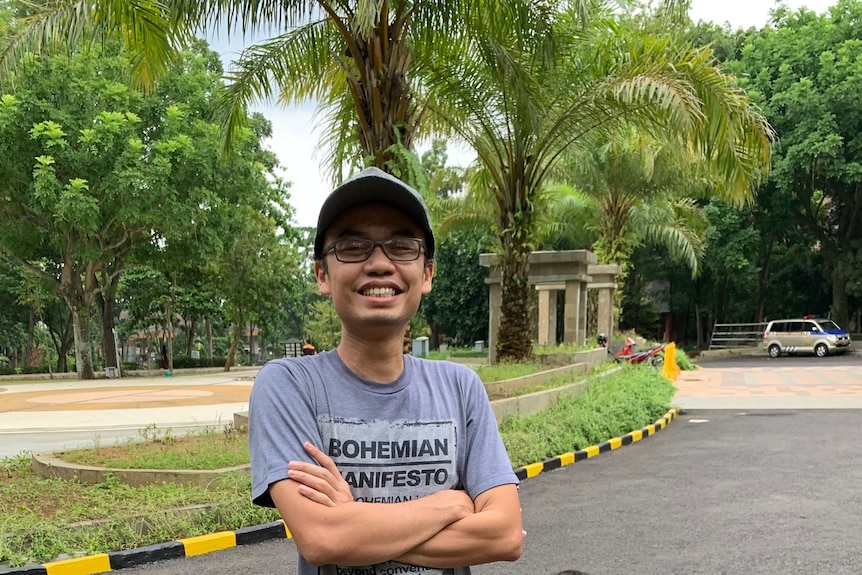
[1,408,678,575]
[513,408,679,481]
[0,521,292,575]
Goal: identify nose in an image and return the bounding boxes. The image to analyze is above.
[363,243,395,268]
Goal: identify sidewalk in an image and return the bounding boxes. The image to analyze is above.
[0,369,259,437]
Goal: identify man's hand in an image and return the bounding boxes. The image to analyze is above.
[288,441,354,507]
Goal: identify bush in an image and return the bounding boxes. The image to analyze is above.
[20,366,48,375]
[120,362,141,372]
[171,356,228,369]
[0,366,15,376]
[499,364,676,468]
[675,349,696,371]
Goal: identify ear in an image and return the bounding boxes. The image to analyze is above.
[421,260,434,294]
[314,260,331,295]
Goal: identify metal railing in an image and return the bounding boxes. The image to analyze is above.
[709,322,767,350]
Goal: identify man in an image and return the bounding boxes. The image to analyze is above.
[249,167,523,575]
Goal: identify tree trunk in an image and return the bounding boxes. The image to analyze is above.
[695,303,704,351]
[25,308,34,367]
[167,276,176,371]
[97,292,118,369]
[754,238,773,324]
[186,318,196,357]
[70,304,95,379]
[206,318,213,362]
[831,267,850,329]
[496,241,532,362]
[225,324,241,372]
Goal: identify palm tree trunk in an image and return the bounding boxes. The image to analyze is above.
[496,239,532,361]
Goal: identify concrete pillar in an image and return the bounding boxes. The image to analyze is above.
[535,283,563,346]
[578,282,588,344]
[537,288,554,346]
[488,282,502,364]
[564,280,580,344]
[597,287,614,340]
[587,264,622,343]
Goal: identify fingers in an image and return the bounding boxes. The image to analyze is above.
[303,441,340,473]
[295,482,338,506]
[288,441,354,506]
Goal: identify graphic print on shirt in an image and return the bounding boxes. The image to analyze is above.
[319,415,459,575]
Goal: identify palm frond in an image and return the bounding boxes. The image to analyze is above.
[0,0,187,89]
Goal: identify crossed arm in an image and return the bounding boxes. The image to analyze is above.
[269,442,523,568]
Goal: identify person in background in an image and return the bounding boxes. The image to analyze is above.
[248,167,523,575]
[300,340,317,356]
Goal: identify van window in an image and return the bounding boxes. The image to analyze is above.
[803,321,818,332]
[787,321,805,332]
[769,322,787,332]
[818,319,842,332]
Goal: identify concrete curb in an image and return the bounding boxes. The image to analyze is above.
[0,408,679,575]
[513,408,679,480]
[30,453,250,488]
[0,521,290,575]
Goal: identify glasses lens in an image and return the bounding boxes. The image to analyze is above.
[382,238,421,261]
[333,239,373,262]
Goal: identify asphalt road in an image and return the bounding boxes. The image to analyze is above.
[109,408,862,575]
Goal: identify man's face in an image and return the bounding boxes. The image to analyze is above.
[314,203,433,336]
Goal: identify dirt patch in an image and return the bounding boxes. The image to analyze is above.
[1,384,252,412]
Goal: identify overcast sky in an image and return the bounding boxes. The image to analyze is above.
[209,0,836,227]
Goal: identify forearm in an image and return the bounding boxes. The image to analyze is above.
[274,481,470,566]
[394,505,524,568]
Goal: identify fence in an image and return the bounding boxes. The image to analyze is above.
[709,322,767,350]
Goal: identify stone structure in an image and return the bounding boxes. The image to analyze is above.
[587,264,622,343]
[479,250,597,363]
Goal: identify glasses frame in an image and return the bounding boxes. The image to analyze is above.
[323,237,427,263]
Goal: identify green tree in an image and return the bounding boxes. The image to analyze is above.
[0,41,290,378]
[0,255,28,364]
[563,127,713,278]
[427,1,772,361]
[727,0,862,327]
[2,1,539,180]
[421,227,491,349]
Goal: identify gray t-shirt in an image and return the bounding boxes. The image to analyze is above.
[249,350,518,575]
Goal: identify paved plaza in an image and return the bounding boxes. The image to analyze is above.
[2,355,861,455]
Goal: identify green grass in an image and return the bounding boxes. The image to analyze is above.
[472,361,550,383]
[61,424,248,470]
[1,362,676,567]
[426,347,487,360]
[0,472,279,567]
[532,342,595,355]
[500,364,676,468]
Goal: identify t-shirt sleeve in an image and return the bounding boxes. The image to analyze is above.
[459,368,519,498]
[249,360,323,507]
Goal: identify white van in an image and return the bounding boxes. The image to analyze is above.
[762,318,851,358]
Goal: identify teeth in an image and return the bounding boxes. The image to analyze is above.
[363,287,396,297]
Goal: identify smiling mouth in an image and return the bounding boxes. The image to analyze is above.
[361,287,398,297]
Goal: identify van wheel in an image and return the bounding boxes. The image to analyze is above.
[814,343,828,358]
[768,344,781,358]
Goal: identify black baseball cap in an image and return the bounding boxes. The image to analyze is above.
[313,167,435,259]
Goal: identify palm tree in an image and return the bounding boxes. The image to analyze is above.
[559,126,717,277]
[1,1,543,184]
[426,1,772,361]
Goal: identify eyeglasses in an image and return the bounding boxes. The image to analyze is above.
[323,238,426,263]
